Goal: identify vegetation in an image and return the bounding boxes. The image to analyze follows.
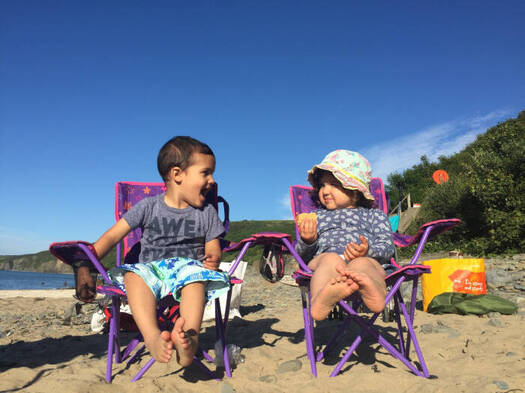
[389,111,524,256]
[221,220,297,263]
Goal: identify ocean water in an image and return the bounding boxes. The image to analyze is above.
[0,270,75,290]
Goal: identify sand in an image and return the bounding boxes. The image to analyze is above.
[0,266,524,393]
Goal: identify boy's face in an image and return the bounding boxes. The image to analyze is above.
[317,172,358,210]
[176,152,216,208]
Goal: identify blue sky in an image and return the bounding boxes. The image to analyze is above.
[1,1,523,255]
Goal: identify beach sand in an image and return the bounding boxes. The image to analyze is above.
[1,262,524,393]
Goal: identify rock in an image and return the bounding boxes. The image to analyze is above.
[487,318,502,327]
[486,269,515,287]
[259,375,277,383]
[220,382,236,393]
[276,359,302,374]
[493,380,509,390]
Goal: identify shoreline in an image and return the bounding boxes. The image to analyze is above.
[0,289,75,298]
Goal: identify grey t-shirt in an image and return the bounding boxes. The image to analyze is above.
[123,193,224,263]
[295,207,394,264]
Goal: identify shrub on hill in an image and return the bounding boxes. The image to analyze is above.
[408,111,524,255]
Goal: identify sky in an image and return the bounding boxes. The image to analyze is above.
[1,1,524,255]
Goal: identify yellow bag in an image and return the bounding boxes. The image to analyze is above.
[421,258,486,312]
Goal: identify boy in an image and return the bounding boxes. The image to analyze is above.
[77,136,230,366]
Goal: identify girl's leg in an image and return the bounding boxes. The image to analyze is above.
[171,281,206,367]
[124,272,174,363]
[337,257,387,313]
[309,253,358,321]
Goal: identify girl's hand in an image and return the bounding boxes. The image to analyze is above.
[299,217,317,244]
[344,236,369,261]
[203,254,220,271]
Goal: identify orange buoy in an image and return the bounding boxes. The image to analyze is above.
[432,169,449,184]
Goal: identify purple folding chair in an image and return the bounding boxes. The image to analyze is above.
[49,181,247,382]
[283,178,461,377]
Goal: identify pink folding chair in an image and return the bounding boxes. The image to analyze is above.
[50,181,246,382]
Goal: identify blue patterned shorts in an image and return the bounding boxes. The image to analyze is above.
[108,257,230,302]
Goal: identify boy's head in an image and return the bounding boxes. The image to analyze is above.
[157,136,215,182]
[308,150,375,208]
[158,136,216,208]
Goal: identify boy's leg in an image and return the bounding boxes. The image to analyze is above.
[337,257,387,313]
[309,253,358,321]
[171,282,206,367]
[124,272,174,363]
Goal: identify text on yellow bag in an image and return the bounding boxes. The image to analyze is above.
[421,258,486,311]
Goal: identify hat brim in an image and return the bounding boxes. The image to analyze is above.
[307,164,375,201]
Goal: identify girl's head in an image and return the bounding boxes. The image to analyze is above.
[307,150,375,209]
[157,136,215,182]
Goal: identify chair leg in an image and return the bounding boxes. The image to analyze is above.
[301,287,317,377]
[215,297,232,378]
[105,299,118,382]
[112,297,121,364]
[405,278,419,356]
[397,293,429,377]
[393,294,406,358]
[131,358,156,382]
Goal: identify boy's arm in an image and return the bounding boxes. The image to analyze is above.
[203,238,221,271]
[93,218,132,260]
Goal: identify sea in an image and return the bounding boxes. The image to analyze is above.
[0,270,75,290]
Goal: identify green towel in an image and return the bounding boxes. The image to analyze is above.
[427,292,517,315]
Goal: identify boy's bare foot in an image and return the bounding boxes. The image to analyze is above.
[342,271,386,313]
[144,330,173,363]
[310,278,358,321]
[171,317,197,367]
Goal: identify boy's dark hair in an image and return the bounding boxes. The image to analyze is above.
[157,136,214,181]
[309,169,374,209]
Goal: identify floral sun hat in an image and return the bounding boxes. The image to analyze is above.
[307,149,374,201]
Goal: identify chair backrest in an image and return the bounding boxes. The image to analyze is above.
[115,181,219,265]
[289,178,388,240]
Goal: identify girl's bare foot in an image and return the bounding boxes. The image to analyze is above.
[342,271,386,313]
[171,317,197,367]
[144,330,173,363]
[310,278,358,321]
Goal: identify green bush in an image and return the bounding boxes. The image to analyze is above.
[408,111,525,255]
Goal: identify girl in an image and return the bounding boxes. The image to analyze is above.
[295,150,394,321]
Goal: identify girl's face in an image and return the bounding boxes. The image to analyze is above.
[317,172,358,210]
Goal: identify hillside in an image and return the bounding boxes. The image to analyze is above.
[0,220,297,274]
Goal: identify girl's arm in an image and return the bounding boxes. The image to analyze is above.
[93,218,132,260]
[295,216,319,263]
[367,210,395,263]
[203,238,221,271]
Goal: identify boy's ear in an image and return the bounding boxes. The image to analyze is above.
[170,166,184,182]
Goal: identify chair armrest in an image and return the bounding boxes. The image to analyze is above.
[49,241,112,284]
[394,218,461,248]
